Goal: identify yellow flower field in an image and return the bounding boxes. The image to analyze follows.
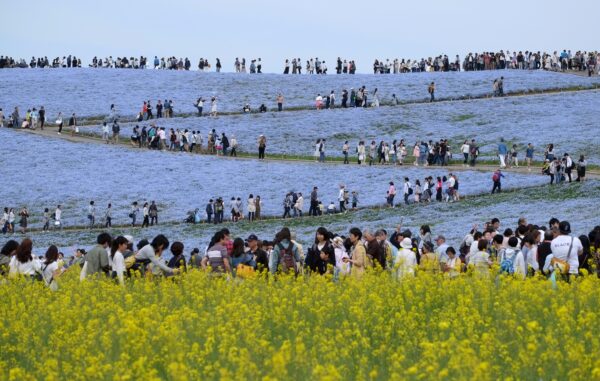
[1,271,599,380]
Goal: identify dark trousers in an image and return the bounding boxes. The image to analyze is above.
[230,148,237,157]
[207,213,213,223]
[470,155,477,166]
[491,181,502,194]
[258,147,265,159]
[150,216,157,225]
[309,201,318,216]
[339,201,346,212]
[278,103,282,111]
[142,216,149,227]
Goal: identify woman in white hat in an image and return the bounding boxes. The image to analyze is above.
[395,238,417,278]
[332,236,350,276]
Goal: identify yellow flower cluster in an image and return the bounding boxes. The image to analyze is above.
[1,271,599,380]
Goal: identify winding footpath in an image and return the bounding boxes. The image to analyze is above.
[5,82,598,234]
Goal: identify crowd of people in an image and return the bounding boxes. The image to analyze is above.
[0,55,82,69]
[2,50,597,75]
[282,57,358,75]
[1,168,466,234]
[375,50,599,75]
[2,216,598,289]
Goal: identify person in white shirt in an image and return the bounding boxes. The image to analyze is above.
[387,181,396,208]
[435,235,449,265]
[88,201,96,228]
[338,184,346,213]
[294,193,304,217]
[8,238,41,278]
[102,122,110,143]
[550,221,582,276]
[315,94,323,110]
[332,236,350,276]
[403,177,412,205]
[42,245,65,291]
[158,128,167,150]
[521,232,540,273]
[446,175,456,202]
[395,238,417,278]
[111,236,128,285]
[54,205,62,229]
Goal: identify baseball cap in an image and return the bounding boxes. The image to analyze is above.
[559,221,571,234]
[124,235,134,244]
[247,234,259,241]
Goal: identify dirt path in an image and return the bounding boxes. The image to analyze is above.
[26,83,600,126]
[13,127,600,179]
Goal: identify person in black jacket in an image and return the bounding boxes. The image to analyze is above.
[167,241,187,272]
[247,234,268,272]
[205,199,214,224]
[305,227,335,275]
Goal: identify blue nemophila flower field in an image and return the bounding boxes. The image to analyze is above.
[0,128,544,229]
[86,89,600,164]
[1,68,598,117]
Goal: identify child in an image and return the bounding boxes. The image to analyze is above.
[351,191,359,210]
[327,202,336,214]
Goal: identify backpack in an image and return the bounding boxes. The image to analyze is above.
[408,187,414,195]
[278,242,297,274]
[492,173,500,182]
[500,251,516,274]
[470,146,478,155]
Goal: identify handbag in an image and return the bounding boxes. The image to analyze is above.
[551,237,573,275]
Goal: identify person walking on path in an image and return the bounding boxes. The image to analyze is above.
[258,135,266,160]
[387,182,397,208]
[38,106,45,130]
[403,177,412,205]
[338,184,347,213]
[428,82,435,102]
[111,120,120,144]
[491,169,505,194]
[149,201,158,225]
[102,122,109,143]
[498,138,508,168]
[68,113,77,136]
[104,203,112,228]
[56,112,63,134]
[309,187,319,216]
[209,97,218,117]
[525,143,534,171]
[87,201,96,228]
